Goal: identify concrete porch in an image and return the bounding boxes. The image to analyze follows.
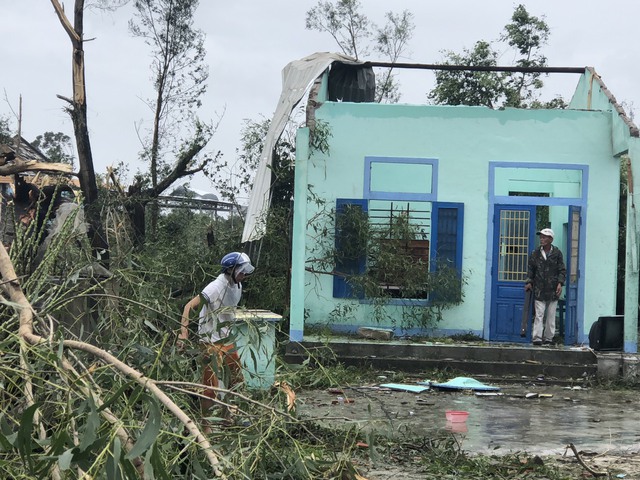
[284,336,640,385]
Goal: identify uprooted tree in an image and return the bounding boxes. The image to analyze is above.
[0,192,376,478]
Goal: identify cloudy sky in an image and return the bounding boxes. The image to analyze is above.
[3,1,639,198]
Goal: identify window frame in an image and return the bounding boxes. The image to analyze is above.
[364,156,438,202]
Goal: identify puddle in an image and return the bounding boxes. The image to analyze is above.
[298,384,640,456]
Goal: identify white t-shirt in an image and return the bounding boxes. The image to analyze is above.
[197,273,242,343]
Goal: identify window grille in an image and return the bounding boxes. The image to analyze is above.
[498,209,530,281]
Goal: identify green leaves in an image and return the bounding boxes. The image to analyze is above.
[126,396,162,460]
[429,4,559,109]
[305,0,371,59]
[0,415,16,451]
[16,403,40,470]
[105,437,122,480]
[82,405,101,453]
[57,448,74,471]
[429,41,506,109]
[31,131,76,167]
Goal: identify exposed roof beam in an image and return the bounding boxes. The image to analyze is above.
[363,62,586,74]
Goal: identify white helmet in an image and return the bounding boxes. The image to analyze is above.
[220,252,255,275]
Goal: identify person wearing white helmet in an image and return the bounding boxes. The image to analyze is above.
[524,228,566,346]
[179,252,255,427]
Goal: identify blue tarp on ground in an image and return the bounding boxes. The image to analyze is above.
[379,383,430,393]
[418,377,501,392]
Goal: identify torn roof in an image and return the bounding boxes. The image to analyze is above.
[1,135,52,162]
[0,135,74,176]
[242,53,639,244]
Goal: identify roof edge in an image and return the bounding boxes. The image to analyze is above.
[585,67,638,138]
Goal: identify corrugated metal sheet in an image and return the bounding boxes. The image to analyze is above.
[242,52,361,243]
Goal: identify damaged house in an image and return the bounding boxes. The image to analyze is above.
[243,53,640,354]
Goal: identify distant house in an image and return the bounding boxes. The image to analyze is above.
[0,136,77,247]
[243,53,640,353]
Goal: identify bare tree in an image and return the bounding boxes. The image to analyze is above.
[49,0,109,262]
[305,0,414,103]
[128,0,216,242]
[373,10,414,103]
[305,0,371,60]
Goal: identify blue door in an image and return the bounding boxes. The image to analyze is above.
[564,206,581,345]
[490,205,537,342]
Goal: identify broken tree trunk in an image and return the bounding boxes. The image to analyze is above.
[50,0,109,265]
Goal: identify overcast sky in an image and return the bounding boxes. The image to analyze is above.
[3,1,639,198]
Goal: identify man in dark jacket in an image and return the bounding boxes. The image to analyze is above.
[524,228,566,346]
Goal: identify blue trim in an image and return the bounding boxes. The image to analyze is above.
[334,198,368,299]
[489,204,537,342]
[290,329,304,342]
[565,205,581,345]
[624,340,638,353]
[430,202,464,275]
[577,208,588,344]
[364,156,438,201]
[492,196,586,207]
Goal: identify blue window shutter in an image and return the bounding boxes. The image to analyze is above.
[430,202,464,275]
[333,198,368,298]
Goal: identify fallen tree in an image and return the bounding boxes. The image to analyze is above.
[0,240,226,477]
[0,201,369,479]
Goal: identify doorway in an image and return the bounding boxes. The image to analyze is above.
[489,204,579,344]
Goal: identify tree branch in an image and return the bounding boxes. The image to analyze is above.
[146,138,208,198]
[0,159,74,176]
[566,443,608,477]
[56,94,74,105]
[59,353,145,475]
[60,338,226,477]
[0,242,227,478]
[49,0,81,45]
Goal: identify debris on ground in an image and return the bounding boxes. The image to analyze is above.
[423,376,501,391]
[357,326,394,340]
[379,383,430,393]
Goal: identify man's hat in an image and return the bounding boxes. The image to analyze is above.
[536,228,554,238]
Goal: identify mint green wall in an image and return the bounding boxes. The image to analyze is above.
[291,96,620,340]
[494,167,583,198]
[570,69,639,351]
[289,128,309,341]
[570,70,631,156]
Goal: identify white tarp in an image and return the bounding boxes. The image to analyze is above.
[241,52,360,243]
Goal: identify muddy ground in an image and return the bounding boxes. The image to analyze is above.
[297,379,640,479]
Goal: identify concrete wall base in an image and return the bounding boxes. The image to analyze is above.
[596,353,622,379]
[596,353,640,382]
[622,355,640,383]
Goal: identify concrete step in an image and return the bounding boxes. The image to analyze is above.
[333,355,596,382]
[284,338,598,383]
